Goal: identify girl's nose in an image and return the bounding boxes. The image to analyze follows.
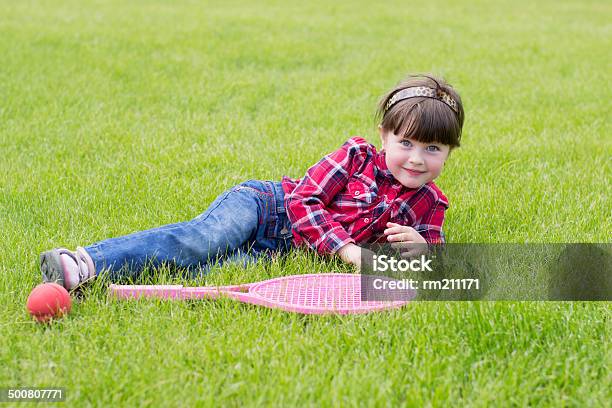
[408,150,424,165]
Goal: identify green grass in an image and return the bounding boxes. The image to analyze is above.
[1,0,610,406]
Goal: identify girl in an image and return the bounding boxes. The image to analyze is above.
[40,74,465,290]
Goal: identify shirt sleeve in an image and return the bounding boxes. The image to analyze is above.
[285,137,368,254]
[414,200,448,245]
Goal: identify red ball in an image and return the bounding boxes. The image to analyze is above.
[26,283,72,322]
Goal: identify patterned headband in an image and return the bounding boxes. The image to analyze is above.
[384,86,459,115]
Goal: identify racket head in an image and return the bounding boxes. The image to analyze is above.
[246,273,412,314]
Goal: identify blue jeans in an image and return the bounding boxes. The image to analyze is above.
[85,180,294,280]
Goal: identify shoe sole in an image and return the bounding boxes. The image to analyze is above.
[40,250,65,287]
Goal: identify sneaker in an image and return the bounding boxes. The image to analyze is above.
[40,247,96,290]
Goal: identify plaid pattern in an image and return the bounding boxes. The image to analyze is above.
[281,137,449,254]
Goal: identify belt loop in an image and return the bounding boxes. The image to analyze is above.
[273,181,286,214]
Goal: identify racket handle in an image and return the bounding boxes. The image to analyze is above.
[109,283,252,300]
[109,284,184,299]
[181,284,252,299]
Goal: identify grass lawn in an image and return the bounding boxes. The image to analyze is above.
[1,0,610,406]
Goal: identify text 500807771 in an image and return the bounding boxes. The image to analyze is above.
[0,388,65,402]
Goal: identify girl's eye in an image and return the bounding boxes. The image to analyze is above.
[426,145,441,152]
[400,140,412,147]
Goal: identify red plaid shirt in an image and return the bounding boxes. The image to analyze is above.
[281,137,449,254]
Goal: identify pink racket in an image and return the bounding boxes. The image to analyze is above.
[108,273,413,315]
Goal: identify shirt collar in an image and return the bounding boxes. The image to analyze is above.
[374,149,402,186]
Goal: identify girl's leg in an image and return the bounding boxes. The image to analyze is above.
[41,180,294,288]
[84,185,261,280]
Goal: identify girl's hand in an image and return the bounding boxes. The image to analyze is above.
[384,222,428,258]
[337,243,373,271]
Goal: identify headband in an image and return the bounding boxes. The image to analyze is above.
[384,86,459,115]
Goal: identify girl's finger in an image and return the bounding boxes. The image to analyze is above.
[401,244,429,258]
[390,242,416,249]
[400,249,422,258]
[387,233,416,243]
[386,223,419,234]
[384,227,404,235]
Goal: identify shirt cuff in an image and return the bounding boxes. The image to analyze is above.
[317,227,355,254]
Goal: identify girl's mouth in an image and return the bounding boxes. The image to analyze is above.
[404,168,426,176]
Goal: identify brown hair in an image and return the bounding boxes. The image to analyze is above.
[376,74,465,148]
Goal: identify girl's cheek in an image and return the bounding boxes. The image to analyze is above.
[428,158,445,175]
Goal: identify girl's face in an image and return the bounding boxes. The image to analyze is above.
[379,127,451,188]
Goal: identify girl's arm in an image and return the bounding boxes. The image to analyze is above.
[285,137,369,255]
[413,200,447,245]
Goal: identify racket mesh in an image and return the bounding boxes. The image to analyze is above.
[250,274,407,313]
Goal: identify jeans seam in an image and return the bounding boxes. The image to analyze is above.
[235,184,275,226]
[234,185,273,199]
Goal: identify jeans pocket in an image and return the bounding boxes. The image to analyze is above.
[264,213,293,240]
[234,180,273,198]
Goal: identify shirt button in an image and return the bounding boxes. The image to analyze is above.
[354,191,360,196]
[364,218,370,223]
